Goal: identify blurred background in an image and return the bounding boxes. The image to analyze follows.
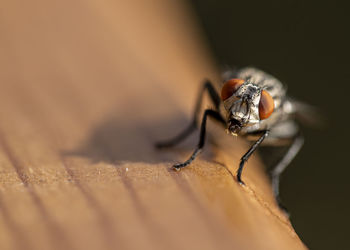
[187,0,349,249]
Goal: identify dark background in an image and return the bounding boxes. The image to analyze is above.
[188,0,350,249]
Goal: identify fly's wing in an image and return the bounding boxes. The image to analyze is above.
[290,98,325,128]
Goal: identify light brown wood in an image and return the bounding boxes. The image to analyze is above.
[0,0,306,249]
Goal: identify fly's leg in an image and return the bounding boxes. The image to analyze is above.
[271,135,304,211]
[155,80,221,148]
[237,130,269,185]
[173,109,225,170]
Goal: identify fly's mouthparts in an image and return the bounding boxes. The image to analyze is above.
[231,132,238,137]
[225,128,238,136]
[227,118,242,135]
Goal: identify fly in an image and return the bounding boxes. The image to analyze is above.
[156,67,309,211]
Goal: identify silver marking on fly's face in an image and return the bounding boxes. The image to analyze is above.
[223,82,262,126]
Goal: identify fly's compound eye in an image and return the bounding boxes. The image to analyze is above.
[221,78,245,101]
[259,90,274,120]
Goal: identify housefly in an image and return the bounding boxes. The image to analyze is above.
[156,67,309,210]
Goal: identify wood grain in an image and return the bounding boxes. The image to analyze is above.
[0,0,306,249]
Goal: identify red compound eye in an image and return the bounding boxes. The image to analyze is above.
[221,79,245,101]
[259,90,274,120]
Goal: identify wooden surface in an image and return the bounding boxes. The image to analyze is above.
[0,0,306,249]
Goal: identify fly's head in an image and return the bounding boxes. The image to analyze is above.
[221,79,274,135]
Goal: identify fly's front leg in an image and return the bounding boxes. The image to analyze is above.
[173,109,225,170]
[155,80,221,148]
[237,130,269,185]
[271,135,304,210]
